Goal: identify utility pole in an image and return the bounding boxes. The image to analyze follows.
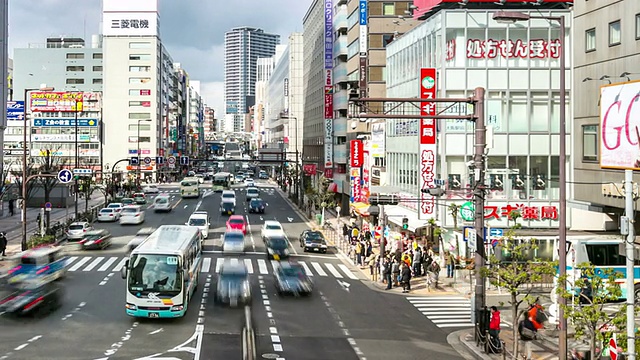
[74,99,79,219]
[472,87,487,317]
[624,169,636,360]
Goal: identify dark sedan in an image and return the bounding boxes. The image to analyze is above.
[0,281,63,316]
[274,262,313,296]
[248,198,265,213]
[220,201,235,215]
[265,235,291,260]
[79,229,112,250]
[302,231,328,253]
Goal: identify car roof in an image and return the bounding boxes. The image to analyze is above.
[264,220,281,226]
[222,190,235,195]
[136,227,156,235]
[108,203,123,206]
[247,187,259,191]
[123,205,142,209]
[250,198,263,201]
[220,262,248,275]
[86,229,108,235]
[100,207,114,211]
[192,211,208,215]
[228,215,244,221]
[70,222,89,226]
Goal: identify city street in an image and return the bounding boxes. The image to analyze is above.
[0,180,466,360]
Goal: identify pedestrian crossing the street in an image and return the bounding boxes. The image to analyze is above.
[407,296,474,329]
[63,255,359,280]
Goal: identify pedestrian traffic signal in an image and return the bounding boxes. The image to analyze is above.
[402,217,408,230]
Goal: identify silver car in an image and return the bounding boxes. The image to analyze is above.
[67,222,93,241]
[222,231,246,254]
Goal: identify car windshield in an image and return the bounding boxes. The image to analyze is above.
[181,181,198,187]
[229,218,244,224]
[219,273,247,288]
[134,194,144,198]
[123,199,134,204]
[108,204,120,208]
[100,209,112,213]
[85,234,104,241]
[156,198,168,204]
[224,233,244,242]
[189,218,206,226]
[127,254,182,296]
[122,208,138,214]
[307,232,324,240]
[281,266,305,278]
[69,225,84,230]
[266,224,281,230]
[248,189,258,194]
[268,238,287,249]
[250,199,263,206]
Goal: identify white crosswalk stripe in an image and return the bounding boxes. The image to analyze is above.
[257,259,268,274]
[407,296,474,328]
[244,259,253,273]
[97,257,118,272]
[83,257,105,272]
[201,258,211,273]
[69,257,92,272]
[112,258,127,272]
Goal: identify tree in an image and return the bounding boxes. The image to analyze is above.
[480,228,557,356]
[35,149,68,230]
[11,160,36,204]
[556,263,633,359]
[449,203,460,229]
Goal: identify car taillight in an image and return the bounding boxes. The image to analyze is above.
[8,265,21,274]
[0,295,15,304]
[23,296,44,311]
[135,214,140,217]
[36,266,50,275]
[109,214,113,217]
[83,229,87,232]
[95,239,103,243]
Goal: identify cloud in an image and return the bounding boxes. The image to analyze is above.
[200,81,224,117]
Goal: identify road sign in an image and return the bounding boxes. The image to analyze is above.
[489,228,503,238]
[180,156,189,166]
[156,156,164,165]
[130,157,139,165]
[434,179,445,186]
[45,202,52,212]
[73,169,92,175]
[468,229,477,252]
[609,335,618,360]
[57,169,72,183]
[460,201,475,221]
[143,157,152,165]
[167,156,176,165]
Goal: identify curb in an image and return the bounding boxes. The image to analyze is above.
[448,330,490,360]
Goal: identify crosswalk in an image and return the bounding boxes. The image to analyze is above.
[63,256,359,280]
[407,296,474,328]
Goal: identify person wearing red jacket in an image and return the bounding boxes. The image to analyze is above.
[489,306,502,352]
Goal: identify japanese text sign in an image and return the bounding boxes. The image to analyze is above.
[30,92,83,112]
[350,140,363,167]
[324,0,333,69]
[600,81,640,170]
[466,39,561,59]
[484,204,558,221]
[102,12,158,37]
[419,68,437,219]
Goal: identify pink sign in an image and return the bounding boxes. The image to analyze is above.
[466,39,561,59]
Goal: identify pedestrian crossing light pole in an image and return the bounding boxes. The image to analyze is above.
[402,217,408,230]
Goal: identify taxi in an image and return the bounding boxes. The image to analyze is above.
[132,193,147,205]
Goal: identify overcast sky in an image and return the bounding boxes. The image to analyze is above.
[8,0,311,115]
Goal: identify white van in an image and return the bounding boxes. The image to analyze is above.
[186,211,210,239]
[153,194,172,212]
[221,190,236,206]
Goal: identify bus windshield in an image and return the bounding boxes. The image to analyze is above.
[128,254,182,296]
[181,181,198,187]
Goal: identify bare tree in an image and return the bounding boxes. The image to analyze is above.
[35,149,68,229]
[11,160,36,205]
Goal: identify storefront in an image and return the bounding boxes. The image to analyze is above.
[384,8,572,230]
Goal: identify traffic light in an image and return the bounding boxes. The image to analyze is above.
[369,194,399,206]
[402,217,409,230]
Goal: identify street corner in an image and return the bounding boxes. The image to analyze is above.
[447,329,486,360]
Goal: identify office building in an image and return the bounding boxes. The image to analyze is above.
[186,80,204,157]
[224,27,280,132]
[203,106,216,136]
[255,56,276,146]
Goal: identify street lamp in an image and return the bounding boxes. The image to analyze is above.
[492,11,568,359]
[22,85,55,251]
[137,119,152,187]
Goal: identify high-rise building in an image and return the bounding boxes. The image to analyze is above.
[255,56,276,146]
[203,107,216,136]
[224,27,280,132]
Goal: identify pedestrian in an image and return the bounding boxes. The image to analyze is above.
[382,257,392,290]
[8,199,14,216]
[445,251,455,278]
[428,260,441,288]
[355,241,363,266]
[36,213,42,229]
[0,232,6,257]
[392,258,400,287]
[489,306,502,353]
[342,223,349,243]
[400,263,412,293]
[412,247,422,277]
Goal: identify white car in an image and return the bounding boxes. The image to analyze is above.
[67,222,94,241]
[142,184,160,194]
[119,205,145,225]
[222,231,246,254]
[106,203,124,213]
[244,178,255,187]
[261,220,285,239]
[195,174,205,184]
[221,190,236,206]
[97,208,120,222]
[246,187,259,201]
[186,211,210,239]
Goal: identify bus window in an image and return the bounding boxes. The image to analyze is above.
[585,244,625,266]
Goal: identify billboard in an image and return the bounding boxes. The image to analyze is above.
[324,0,333,70]
[600,81,640,170]
[324,118,333,170]
[359,0,367,56]
[412,0,572,19]
[418,68,437,219]
[350,140,363,167]
[371,122,385,158]
[7,101,24,120]
[30,92,83,112]
[102,12,158,37]
[33,118,99,127]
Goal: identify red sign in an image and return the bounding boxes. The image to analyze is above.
[419,68,437,145]
[466,39,561,59]
[140,89,151,96]
[445,39,456,61]
[325,69,332,87]
[413,0,572,19]
[350,140,363,167]
[420,149,436,215]
[324,86,333,119]
[419,68,438,218]
[324,168,333,179]
[303,164,317,176]
[352,176,361,201]
[484,204,559,221]
[609,336,617,360]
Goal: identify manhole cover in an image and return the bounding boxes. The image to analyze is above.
[262,354,280,359]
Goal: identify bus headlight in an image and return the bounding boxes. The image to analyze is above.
[171,305,184,311]
[125,303,137,311]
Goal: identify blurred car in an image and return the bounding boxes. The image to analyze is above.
[235,174,245,183]
[261,220,284,239]
[0,280,64,316]
[97,208,120,222]
[300,231,328,253]
[259,171,269,179]
[67,222,94,241]
[221,190,236,206]
[126,227,156,253]
[265,235,291,260]
[245,187,259,201]
[121,198,135,206]
[222,231,246,254]
[79,229,112,250]
[248,198,265,213]
[106,203,124,213]
[132,193,147,205]
[142,184,160,194]
[153,194,172,212]
[119,205,145,225]
[226,215,247,234]
[6,246,67,283]
[244,178,255,187]
[214,260,251,307]
[187,211,210,238]
[220,201,235,215]
[195,174,205,184]
[274,261,313,296]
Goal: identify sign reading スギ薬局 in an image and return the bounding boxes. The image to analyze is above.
[418,68,437,220]
[600,81,640,170]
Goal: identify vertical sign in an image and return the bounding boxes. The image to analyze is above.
[358,0,368,99]
[350,168,361,202]
[361,140,371,202]
[419,68,437,219]
[350,140,363,167]
[324,0,334,176]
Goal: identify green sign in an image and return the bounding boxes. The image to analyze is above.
[460,201,475,221]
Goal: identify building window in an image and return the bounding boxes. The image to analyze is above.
[93,66,103,71]
[129,42,151,49]
[585,28,596,52]
[129,113,151,120]
[382,3,395,15]
[93,53,103,59]
[129,89,151,96]
[129,101,151,107]
[92,79,103,84]
[128,136,151,143]
[66,53,84,59]
[129,54,151,61]
[636,14,640,39]
[582,125,598,162]
[128,124,151,131]
[65,78,84,84]
[66,66,84,71]
[383,34,395,47]
[129,66,151,72]
[609,20,621,46]
[129,77,152,84]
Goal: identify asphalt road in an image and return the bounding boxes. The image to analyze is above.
[0,179,466,360]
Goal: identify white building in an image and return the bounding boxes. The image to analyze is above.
[255,57,276,145]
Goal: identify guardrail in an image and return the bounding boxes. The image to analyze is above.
[242,305,256,360]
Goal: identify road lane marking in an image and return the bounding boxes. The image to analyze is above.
[270,260,279,272]
[201,258,211,273]
[324,264,343,278]
[83,257,105,271]
[97,257,118,272]
[299,261,313,276]
[112,257,128,272]
[215,258,224,273]
[337,264,358,279]
[68,257,92,272]
[257,259,268,274]
[311,262,327,276]
[244,259,253,273]
[65,256,78,267]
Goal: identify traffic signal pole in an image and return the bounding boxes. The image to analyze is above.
[472,88,487,321]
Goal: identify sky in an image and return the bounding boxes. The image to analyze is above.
[7,0,311,116]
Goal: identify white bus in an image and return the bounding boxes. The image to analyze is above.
[121,225,203,318]
[180,177,200,198]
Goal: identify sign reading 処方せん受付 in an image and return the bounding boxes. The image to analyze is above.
[600,81,640,170]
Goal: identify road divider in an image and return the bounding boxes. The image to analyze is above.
[242,305,256,360]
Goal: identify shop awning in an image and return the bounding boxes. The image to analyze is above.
[350,202,370,216]
[383,205,429,232]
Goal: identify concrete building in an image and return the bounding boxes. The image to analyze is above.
[255,56,276,146]
[572,0,640,231]
[382,4,572,237]
[186,81,204,157]
[203,106,216,135]
[10,37,104,167]
[224,27,280,132]
[170,63,189,157]
[266,33,304,160]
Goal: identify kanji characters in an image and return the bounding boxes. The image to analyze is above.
[500,204,519,218]
[485,39,500,58]
[446,39,456,61]
[484,206,500,220]
[521,206,540,220]
[465,38,560,59]
[541,206,558,220]
[466,39,484,58]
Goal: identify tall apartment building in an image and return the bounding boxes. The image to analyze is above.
[573,0,640,231]
[186,81,204,157]
[224,27,280,133]
[255,56,276,146]
[170,64,189,157]
[102,0,174,180]
[11,36,104,168]
[203,107,216,136]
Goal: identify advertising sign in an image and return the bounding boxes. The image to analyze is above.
[33,118,98,127]
[371,122,385,158]
[600,81,640,169]
[303,164,317,176]
[324,0,333,70]
[102,12,158,37]
[32,134,97,142]
[350,167,361,202]
[350,140,363,167]
[7,101,24,120]
[419,68,437,219]
[359,0,368,56]
[324,118,333,169]
[361,140,371,201]
[30,92,83,112]
[412,0,571,19]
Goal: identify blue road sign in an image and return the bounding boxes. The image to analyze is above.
[73,169,92,175]
[130,157,139,165]
[489,228,504,237]
[143,157,152,165]
[434,179,445,186]
[180,156,189,165]
[57,169,72,183]
[156,156,164,164]
[45,202,52,209]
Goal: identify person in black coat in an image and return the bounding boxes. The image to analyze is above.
[0,232,7,256]
[400,263,412,293]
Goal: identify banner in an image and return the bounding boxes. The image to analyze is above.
[419,68,437,219]
[7,101,24,120]
[30,92,83,112]
[600,81,640,170]
[303,164,317,176]
[371,122,385,157]
[361,140,371,202]
[33,118,99,127]
[350,168,361,202]
[324,0,333,70]
[350,140,363,167]
[359,0,368,56]
[324,118,333,169]
[32,134,97,142]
